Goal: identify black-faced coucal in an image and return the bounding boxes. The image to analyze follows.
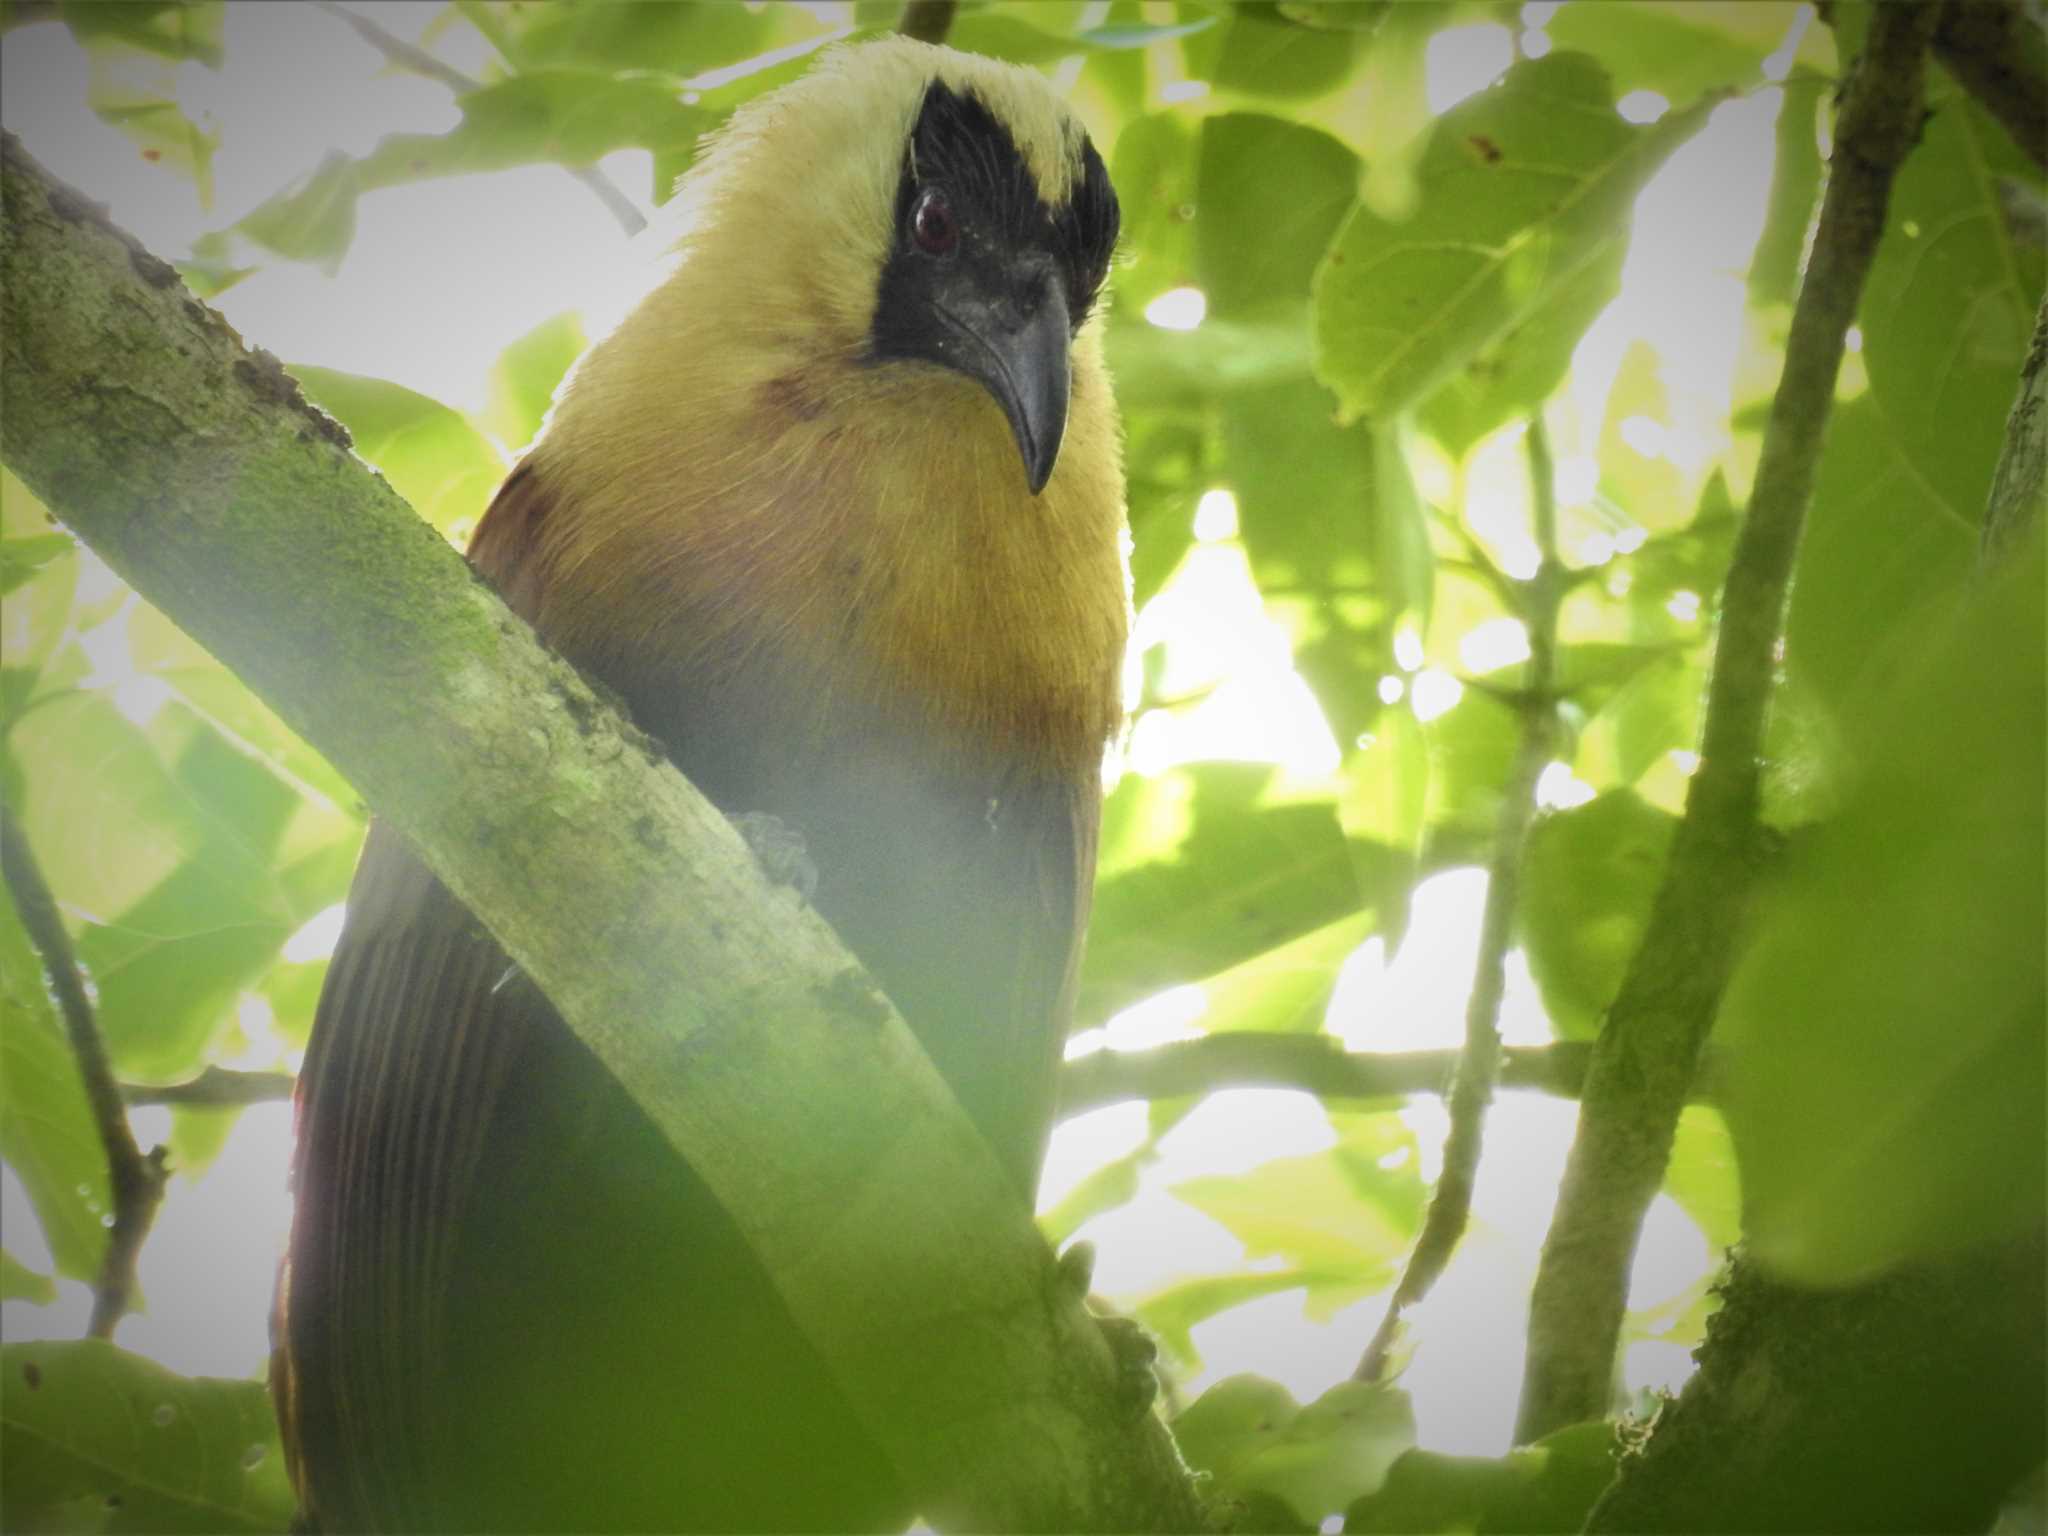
[273,35,1126,1533]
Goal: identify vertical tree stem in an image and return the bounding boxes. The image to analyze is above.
[0,801,166,1339]
[899,1,958,46]
[1514,4,1942,1444]
[1354,415,1562,1384]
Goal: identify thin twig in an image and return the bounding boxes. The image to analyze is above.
[1514,3,1943,1445]
[899,1,959,46]
[1932,0,2047,174]
[0,801,167,1339]
[116,1040,1692,1121]
[120,1066,298,1109]
[1057,1036,1724,1119]
[315,1,648,238]
[1353,416,1563,1385]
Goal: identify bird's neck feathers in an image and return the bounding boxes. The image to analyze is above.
[519,263,1128,787]
[496,39,1130,784]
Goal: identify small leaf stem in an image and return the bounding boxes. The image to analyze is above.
[1352,415,1563,1384]
[313,2,649,238]
[0,801,167,1340]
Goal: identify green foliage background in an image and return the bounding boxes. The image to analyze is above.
[0,1,2041,1528]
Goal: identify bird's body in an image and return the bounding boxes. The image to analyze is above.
[275,38,1124,1532]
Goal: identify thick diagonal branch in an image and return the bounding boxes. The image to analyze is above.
[1513,4,1943,1444]
[0,131,1201,1532]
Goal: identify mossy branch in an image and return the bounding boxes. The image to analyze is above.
[1513,4,1943,1444]
[0,131,1202,1532]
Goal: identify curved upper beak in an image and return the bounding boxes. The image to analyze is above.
[937,280,1071,496]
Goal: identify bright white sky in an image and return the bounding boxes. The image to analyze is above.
[0,2,1789,1460]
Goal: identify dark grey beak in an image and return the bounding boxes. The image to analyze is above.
[938,281,1071,496]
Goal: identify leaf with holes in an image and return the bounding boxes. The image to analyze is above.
[1314,51,1720,423]
[0,1340,293,1533]
[292,367,504,536]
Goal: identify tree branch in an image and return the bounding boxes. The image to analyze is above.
[1586,154,2048,1533]
[1513,4,1943,1446]
[1354,416,1564,1386]
[118,1067,297,1110]
[1932,0,2048,174]
[122,1037,1710,1122]
[1057,1037,1671,1116]
[899,1,959,46]
[313,2,648,238]
[0,132,1201,1531]
[0,801,167,1340]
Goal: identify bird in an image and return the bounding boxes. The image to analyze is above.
[272,35,1126,1534]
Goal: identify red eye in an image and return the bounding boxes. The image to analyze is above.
[911,188,958,255]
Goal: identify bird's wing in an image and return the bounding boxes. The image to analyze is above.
[279,464,560,1528]
[280,466,917,1532]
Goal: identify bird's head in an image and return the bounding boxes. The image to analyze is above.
[638,37,1120,500]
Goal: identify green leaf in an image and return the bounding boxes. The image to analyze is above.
[1574,650,1705,794]
[1174,1375,1417,1526]
[0,883,109,1286]
[1124,413,1206,610]
[1,479,81,700]
[1416,237,1626,461]
[946,11,1086,65]
[60,0,223,65]
[1422,685,1521,843]
[1662,1105,1741,1253]
[1194,114,1360,319]
[1081,765,1363,1027]
[291,366,504,535]
[1346,1421,1620,1534]
[1721,544,2046,1284]
[1183,3,1366,101]
[496,0,780,74]
[1103,309,1314,413]
[1746,71,1826,308]
[1219,374,1415,749]
[1133,1269,1342,1367]
[1110,112,1199,313]
[354,70,710,194]
[484,311,586,453]
[1200,912,1377,1037]
[164,1105,239,1182]
[176,231,257,299]
[1081,14,1219,49]
[1856,74,2044,525]
[1785,395,1976,718]
[1,533,75,599]
[1543,0,1784,107]
[84,77,220,207]
[7,692,199,923]
[1171,1115,1423,1291]
[1,1248,57,1304]
[1036,1142,1150,1248]
[235,152,358,274]
[76,705,311,1078]
[1276,3,1396,31]
[1313,51,1720,422]
[1340,706,1428,856]
[0,1340,293,1533]
[1517,790,1677,1040]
